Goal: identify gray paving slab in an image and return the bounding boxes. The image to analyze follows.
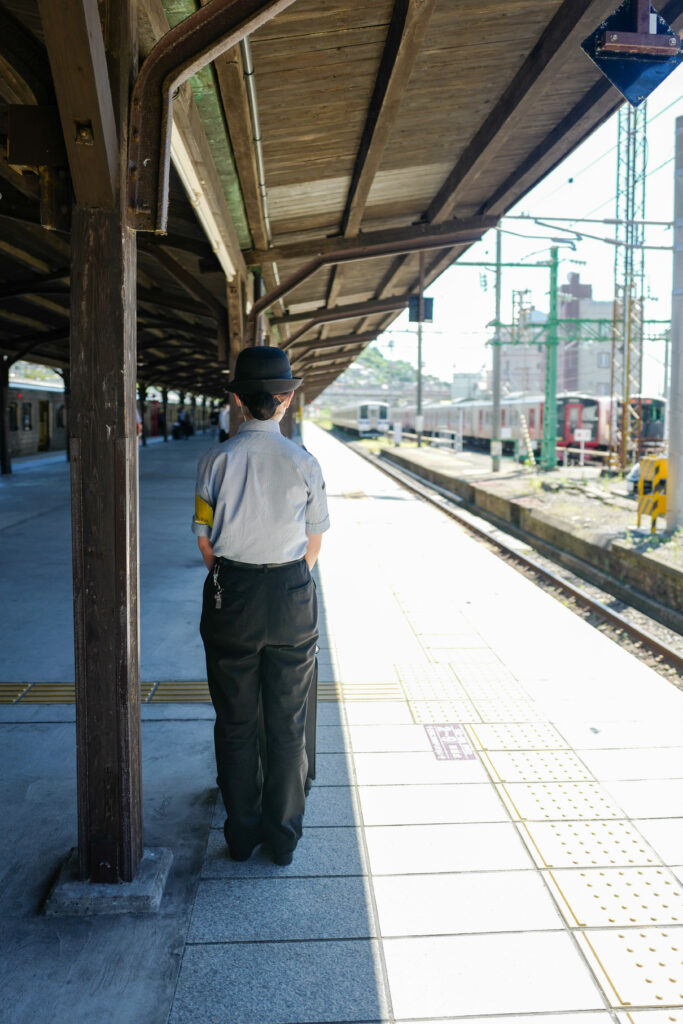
[201,827,366,878]
[168,939,388,1024]
[309,751,355,784]
[0,715,216,1024]
[188,876,376,942]
[314,724,348,751]
[0,435,218,682]
[212,784,359,828]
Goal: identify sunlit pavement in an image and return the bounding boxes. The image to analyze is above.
[3,425,683,1023]
[169,424,683,1023]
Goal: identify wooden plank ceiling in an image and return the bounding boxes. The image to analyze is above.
[1,0,682,401]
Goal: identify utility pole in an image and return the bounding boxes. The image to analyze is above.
[667,116,683,531]
[417,251,425,448]
[540,247,559,470]
[491,226,502,471]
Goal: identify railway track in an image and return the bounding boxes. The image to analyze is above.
[348,441,683,683]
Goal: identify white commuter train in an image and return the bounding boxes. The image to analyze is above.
[330,400,391,436]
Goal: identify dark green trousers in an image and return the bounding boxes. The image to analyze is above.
[200,557,318,855]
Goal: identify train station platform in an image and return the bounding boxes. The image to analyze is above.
[3,424,683,1023]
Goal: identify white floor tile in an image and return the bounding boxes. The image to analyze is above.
[365,822,533,874]
[602,779,683,819]
[634,818,683,864]
[353,751,488,785]
[577,747,683,781]
[358,783,507,825]
[343,701,412,725]
[348,724,432,753]
[384,932,604,1018]
[374,870,563,935]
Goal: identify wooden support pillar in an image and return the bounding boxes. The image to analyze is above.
[56,0,143,884]
[162,388,169,442]
[138,382,147,446]
[190,394,197,435]
[61,367,71,462]
[70,205,142,884]
[0,357,11,476]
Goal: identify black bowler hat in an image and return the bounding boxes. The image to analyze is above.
[225,346,302,395]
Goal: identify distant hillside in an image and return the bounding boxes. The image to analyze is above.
[334,345,446,389]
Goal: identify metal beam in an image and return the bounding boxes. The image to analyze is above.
[340,0,437,238]
[128,0,299,232]
[138,241,226,320]
[37,0,119,208]
[246,217,494,341]
[277,298,406,351]
[0,270,70,300]
[211,40,269,251]
[137,286,218,319]
[426,0,617,224]
[0,6,53,105]
[288,331,379,353]
[246,216,496,267]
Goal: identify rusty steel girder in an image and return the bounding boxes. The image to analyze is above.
[128,0,297,233]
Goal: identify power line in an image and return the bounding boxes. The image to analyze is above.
[527,95,682,211]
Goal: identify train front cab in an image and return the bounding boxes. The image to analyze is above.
[556,395,600,458]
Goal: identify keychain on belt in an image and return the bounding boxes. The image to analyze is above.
[212,562,224,610]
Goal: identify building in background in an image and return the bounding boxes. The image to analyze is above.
[499,273,616,395]
[451,372,483,400]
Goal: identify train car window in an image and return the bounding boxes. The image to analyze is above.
[56,404,66,429]
[21,402,33,431]
[528,408,535,429]
[9,402,18,431]
[597,352,610,368]
[360,405,368,418]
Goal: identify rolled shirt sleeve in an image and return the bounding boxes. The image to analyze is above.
[192,454,214,538]
[305,457,330,534]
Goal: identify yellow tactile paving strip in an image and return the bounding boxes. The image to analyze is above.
[463,675,683,1010]
[0,682,30,703]
[518,820,662,870]
[1,679,406,704]
[318,681,404,701]
[0,681,197,704]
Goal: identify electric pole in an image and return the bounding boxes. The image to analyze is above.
[417,251,425,447]
[667,116,683,531]
[491,226,502,472]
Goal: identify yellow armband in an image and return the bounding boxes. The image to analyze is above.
[194,494,214,528]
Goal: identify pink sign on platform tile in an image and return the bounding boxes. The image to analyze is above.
[424,723,477,761]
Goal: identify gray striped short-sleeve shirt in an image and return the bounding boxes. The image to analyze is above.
[192,419,330,563]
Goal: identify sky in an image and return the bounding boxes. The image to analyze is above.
[371,63,683,397]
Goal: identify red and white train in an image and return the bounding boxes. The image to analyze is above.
[393,392,666,457]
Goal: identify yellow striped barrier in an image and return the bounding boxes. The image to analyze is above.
[637,456,667,533]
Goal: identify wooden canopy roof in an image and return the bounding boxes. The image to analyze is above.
[1,0,682,401]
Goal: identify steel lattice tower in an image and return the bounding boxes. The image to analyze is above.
[611,101,648,466]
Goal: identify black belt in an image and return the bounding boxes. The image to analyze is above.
[217,556,305,572]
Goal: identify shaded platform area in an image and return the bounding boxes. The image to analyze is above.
[4,425,683,1022]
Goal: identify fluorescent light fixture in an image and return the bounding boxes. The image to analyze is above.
[170,122,237,281]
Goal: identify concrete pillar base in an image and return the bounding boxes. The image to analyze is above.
[44,847,173,916]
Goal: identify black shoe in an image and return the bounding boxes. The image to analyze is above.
[270,847,294,867]
[224,821,263,862]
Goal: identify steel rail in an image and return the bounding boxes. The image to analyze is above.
[347,440,683,675]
